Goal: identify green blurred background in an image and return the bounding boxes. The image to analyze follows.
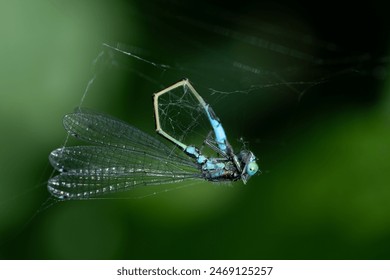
[1,0,389,259]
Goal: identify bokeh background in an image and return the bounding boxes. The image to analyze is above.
[1,0,389,259]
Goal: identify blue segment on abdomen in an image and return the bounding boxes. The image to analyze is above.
[185,146,207,164]
[205,105,227,152]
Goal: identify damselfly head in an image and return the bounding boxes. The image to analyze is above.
[237,150,260,184]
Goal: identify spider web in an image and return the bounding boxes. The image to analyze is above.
[155,81,220,155]
[2,0,389,261]
[64,0,389,190]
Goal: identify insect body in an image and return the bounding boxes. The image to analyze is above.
[154,80,259,184]
[48,80,260,200]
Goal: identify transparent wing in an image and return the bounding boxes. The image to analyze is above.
[63,109,182,160]
[48,169,200,200]
[49,146,197,173]
[48,110,201,199]
[48,146,200,199]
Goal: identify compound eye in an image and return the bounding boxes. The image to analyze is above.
[246,162,259,176]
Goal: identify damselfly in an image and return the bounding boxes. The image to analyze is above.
[48,80,260,200]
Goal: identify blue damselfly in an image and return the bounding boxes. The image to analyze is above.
[48,80,260,199]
